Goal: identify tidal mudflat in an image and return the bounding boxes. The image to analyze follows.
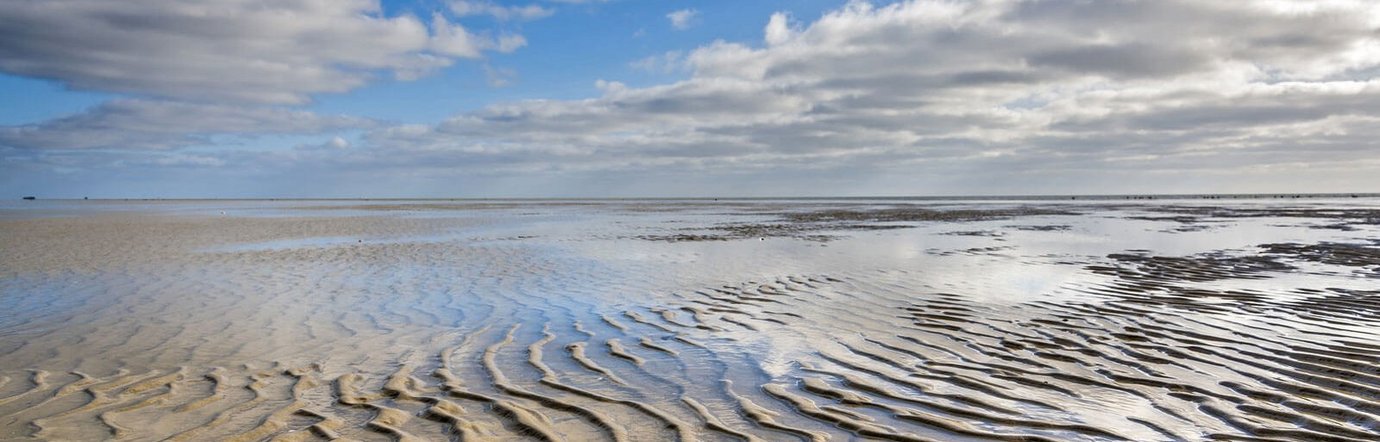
[2,198,1378,441]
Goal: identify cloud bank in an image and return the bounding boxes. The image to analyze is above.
[0,0,520,104]
[0,100,371,151]
[354,0,1380,192]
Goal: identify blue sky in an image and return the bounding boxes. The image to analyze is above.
[3,1,1380,198]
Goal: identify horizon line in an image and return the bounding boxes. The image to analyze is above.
[14,192,1380,201]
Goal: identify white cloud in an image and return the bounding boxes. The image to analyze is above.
[763,12,797,46]
[450,1,555,21]
[493,34,530,53]
[630,51,686,73]
[428,13,485,59]
[667,9,700,30]
[0,0,526,104]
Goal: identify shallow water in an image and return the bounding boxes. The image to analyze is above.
[2,199,1378,441]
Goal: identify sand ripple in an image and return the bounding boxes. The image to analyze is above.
[3,201,1379,441]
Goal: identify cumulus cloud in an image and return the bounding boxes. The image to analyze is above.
[344,0,1380,192]
[667,9,700,30]
[0,100,372,150]
[0,0,524,104]
[763,12,798,46]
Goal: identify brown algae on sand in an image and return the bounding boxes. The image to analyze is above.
[2,198,1380,440]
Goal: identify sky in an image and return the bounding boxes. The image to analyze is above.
[2,0,1379,198]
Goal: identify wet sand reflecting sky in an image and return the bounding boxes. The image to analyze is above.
[2,199,1378,441]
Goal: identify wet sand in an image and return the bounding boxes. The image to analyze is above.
[2,199,1378,441]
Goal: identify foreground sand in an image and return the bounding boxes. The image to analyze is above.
[1,199,1378,441]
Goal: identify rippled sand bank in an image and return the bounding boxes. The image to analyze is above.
[2,199,1378,441]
